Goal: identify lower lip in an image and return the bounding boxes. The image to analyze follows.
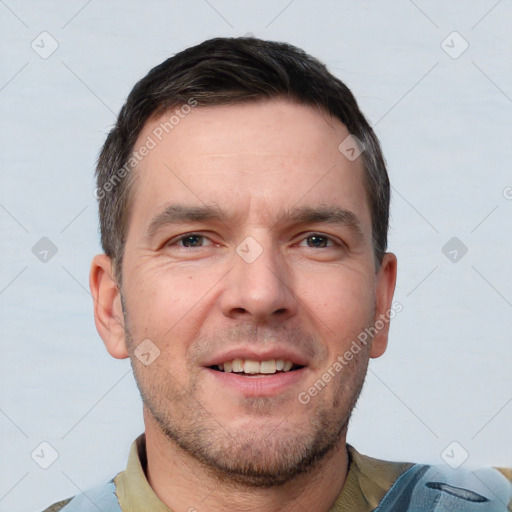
[204,367,308,397]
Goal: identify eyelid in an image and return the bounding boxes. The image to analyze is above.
[166,232,215,248]
[297,232,345,248]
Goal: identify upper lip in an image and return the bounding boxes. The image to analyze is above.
[202,346,310,368]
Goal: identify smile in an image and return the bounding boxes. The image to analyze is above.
[210,358,303,375]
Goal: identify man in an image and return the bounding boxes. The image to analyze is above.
[42,36,512,512]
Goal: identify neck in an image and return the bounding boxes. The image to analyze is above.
[143,411,349,512]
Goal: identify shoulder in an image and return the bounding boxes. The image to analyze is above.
[374,459,512,511]
[39,478,122,512]
[342,445,415,510]
[346,446,512,511]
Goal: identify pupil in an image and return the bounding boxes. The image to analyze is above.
[308,235,327,248]
[183,235,202,247]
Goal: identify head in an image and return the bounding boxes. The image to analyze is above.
[90,37,397,487]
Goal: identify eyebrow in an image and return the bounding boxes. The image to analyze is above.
[146,204,229,238]
[145,203,365,240]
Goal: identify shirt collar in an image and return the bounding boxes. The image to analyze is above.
[114,433,173,512]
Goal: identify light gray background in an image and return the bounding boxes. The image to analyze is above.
[1,1,511,511]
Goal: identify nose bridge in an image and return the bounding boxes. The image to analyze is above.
[222,233,296,320]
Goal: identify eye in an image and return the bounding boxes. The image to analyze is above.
[169,233,214,248]
[298,233,339,248]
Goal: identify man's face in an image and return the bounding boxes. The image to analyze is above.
[116,98,395,485]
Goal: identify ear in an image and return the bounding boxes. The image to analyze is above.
[370,252,398,359]
[89,254,129,359]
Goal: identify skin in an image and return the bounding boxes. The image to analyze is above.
[90,98,397,512]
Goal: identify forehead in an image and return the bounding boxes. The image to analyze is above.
[129,98,370,230]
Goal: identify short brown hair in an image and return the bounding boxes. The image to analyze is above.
[95,36,390,283]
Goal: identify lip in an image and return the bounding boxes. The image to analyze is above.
[204,366,309,397]
[201,346,310,368]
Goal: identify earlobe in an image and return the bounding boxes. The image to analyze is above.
[370,252,398,359]
[89,254,129,359]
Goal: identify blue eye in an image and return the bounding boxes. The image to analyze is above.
[299,234,336,248]
[180,235,204,247]
[172,233,212,248]
[307,235,329,248]
[167,233,341,251]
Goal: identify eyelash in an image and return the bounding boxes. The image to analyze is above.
[168,232,343,249]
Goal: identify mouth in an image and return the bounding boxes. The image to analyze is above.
[209,358,304,377]
[202,348,310,396]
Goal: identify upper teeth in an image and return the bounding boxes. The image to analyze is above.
[219,359,294,374]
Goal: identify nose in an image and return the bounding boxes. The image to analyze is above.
[219,237,298,323]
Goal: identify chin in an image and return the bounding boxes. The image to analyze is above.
[155,404,348,488]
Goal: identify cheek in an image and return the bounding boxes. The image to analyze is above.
[295,266,376,340]
[125,263,222,346]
